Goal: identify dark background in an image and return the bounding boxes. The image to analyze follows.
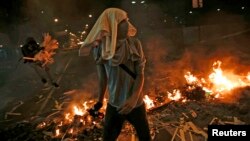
[0,0,249,44]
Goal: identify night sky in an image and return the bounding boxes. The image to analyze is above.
[0,0,249,44]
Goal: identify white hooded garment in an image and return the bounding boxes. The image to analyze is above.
[79,8,137,60]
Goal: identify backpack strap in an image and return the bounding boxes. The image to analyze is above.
[118,37,138,80]
[119,64,136,79]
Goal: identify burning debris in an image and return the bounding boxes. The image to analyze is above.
[181,85,206,101]
[1,60,250,140]
[0,94,249,141]
[23,33,59,67]
[161,60,250,102]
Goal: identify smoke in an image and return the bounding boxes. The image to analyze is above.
[116,2,250,94]
[4,0,250,101]
[78,72,99,100]
[33,1,250,98]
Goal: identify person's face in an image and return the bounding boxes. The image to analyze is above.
[117,19,129,40]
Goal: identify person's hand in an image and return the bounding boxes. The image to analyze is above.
[88,102,103,117]
[117,98,137,115]
[93,101,103,110]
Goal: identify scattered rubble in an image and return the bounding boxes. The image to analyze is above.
[0,86,250,141]
[4,101,23,120]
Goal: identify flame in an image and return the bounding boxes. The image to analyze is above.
[58,121,63,126]
[143,95,155,110]
[33,33,59,67]
[37,122,46,129]
[69,128,73,134]
[102,98,108,110]
[82,101,89,110]
[209,61,235,92]
[73,106,85,116]
[167,89,182,101]
[65,113,73,122]
[55,129,60,136]
[184,72,199,84]
[87,116,92,123]
[247,72,250,81]
[207,60,250,97]
[183,60,250,99]
[36,60,250,139]
[72,102,90,116]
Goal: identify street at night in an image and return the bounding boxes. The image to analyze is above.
[1,0,250,141]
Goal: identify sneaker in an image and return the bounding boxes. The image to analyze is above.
[42,83,51,90]
[52,82,59,88]
[41,78,47,84]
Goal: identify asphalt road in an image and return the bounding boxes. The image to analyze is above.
[0,48,98,126]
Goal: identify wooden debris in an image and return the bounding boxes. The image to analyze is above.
[36,97,46,104]
[45,111,61,119]
[171,118,207,141]
[54,100,64,111]
[63,90,77,95]
[4,101,24,119]
[190,109,197,118]
[1,91,249,141]
[209,116,245,125]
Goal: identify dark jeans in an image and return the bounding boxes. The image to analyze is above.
[30,63,55,84]
[103,103,151,141]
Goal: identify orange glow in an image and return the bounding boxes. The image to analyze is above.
[37,122,46,129]
[183,60,250,99]
[73,106,85,116]
[143,95,155,110]
[247,72,250,81]
[36,60,250,140]
[65,113,73,122]
[167,89,182,101]
[55,129,60,136]
[58,121,63,126]
[209,61,235,92]
[207,61,250,97]
[184,71,199,84]
[69,128,73,134]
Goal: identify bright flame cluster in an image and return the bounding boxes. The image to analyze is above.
[143,95,155,109]
[184,60,250,98]
[37,60,250,138]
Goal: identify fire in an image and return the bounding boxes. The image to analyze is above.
[207,60,250,96]
[184,60,250,99]
[58,121,63,126]
[167,89,182,101]
[36,122,46,129]
[143,95,155,110]
[184,72,199,84]
[102,98,108,110]
[73,106,85,116]
[64,113,73,122]
[184,72,205,87]
[247,72,250,81]
[35,60,250,140]
[209,61,235,92]
[72,101,90,116]
[55,129,60,136]
[27,33,59,67]
[69,128,73,134]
